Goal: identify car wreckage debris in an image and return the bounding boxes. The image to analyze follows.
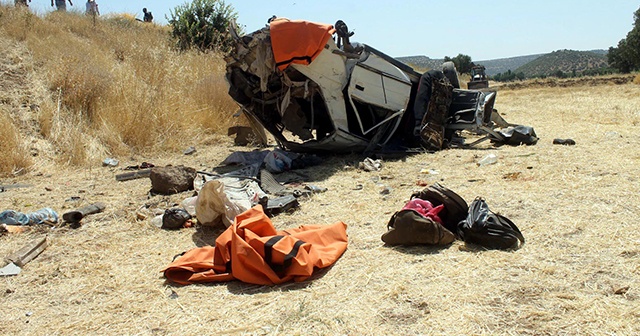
[1,237,48,276]
[62,202,106,226]
[224,18,537,153]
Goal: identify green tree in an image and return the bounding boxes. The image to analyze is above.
[168,0,239,52]
[608,6,640,72]
[444,54,474,74]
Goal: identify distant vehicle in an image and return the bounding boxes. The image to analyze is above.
[467,65,489,90]
[225,19,511,153]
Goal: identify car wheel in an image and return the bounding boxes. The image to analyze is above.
[442,61,460,89]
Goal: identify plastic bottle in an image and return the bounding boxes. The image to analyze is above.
[477,153,498,166]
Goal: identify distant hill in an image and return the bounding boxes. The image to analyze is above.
[396,49,609,77]
[395,56,444,72]
[475,55,544,76]
[515,49,609,77]
[396,54,543,76]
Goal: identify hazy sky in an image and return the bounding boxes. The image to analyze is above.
[15,0,640,60]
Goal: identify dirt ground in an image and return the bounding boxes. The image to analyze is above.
[2,81,640,335]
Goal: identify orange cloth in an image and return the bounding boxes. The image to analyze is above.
[163,205,348,285]
[269,18,335,71]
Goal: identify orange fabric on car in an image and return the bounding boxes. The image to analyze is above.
[269,18,335,71]
[163,205,348,285]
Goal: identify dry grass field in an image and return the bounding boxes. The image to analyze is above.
[2,5,640,336]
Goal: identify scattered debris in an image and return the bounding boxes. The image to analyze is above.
[102,158,119,167]
[553,138,576,145]
[0,262,21,276]
[149,165,196,195]
[116,168,152,182]
[380,186,392,195]
[0,208,58,226]
[420,168,439,175]
[181,196,197,217]
[62,202,106,227]
[416,180,429,187]
[264,149,293,173]
[1,237,48,276]
[614,286,630,295]
[477,154,498,166]
[358,158,382,172]
[1,224,28,234]
[0,183,31,193]
[161,208,192,230]
[183,146,197,155]
[503,172,522,180]
[266,195,299,215]
[490,126,538,147]
[124,162,155,170]
[305,185,327,193]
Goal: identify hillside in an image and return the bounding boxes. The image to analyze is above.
[475,54,545,76]
[0,5,237,175]
[395,55,444,72]
[397,54,545,76]
[515,49,609,77]
[397,50,609,77]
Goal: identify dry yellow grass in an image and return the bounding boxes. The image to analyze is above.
[0,5,238,174]
[1,79,639,335]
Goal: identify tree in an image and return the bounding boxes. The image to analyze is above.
[168,0,239,52]
[444,54,474,74]
[608,6,640,72]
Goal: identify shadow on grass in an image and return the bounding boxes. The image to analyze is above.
[383,243,453,255]
[210,150,420,183]
[162,263,336,294]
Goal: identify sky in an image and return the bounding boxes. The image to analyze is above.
[14,0,640,61]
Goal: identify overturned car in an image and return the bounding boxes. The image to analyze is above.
[225,18,535,153]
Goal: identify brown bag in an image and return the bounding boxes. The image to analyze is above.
[381,209,455,246]
[410,183,468,233]
[163,205,348,285]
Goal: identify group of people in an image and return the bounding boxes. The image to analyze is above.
[13,0,153,23]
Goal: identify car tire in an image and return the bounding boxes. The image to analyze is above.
[442,61,460,89]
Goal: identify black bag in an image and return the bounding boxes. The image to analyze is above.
[162,208,191,230]
[457,197,525,250]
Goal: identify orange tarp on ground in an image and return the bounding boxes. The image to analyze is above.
[270,18,335,71]
[163,205,348,285]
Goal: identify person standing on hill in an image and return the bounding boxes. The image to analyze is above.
[52,0,73,11]
[143,8,153,22]
[85,0,99,16]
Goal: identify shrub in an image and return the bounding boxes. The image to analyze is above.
[168,0,239,52]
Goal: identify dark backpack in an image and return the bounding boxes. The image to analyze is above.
[457,197,525,250]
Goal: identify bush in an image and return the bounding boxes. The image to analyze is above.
[168,0,239,52]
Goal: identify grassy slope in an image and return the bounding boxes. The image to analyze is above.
[0,5,238,175]
[516,49,609,77]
